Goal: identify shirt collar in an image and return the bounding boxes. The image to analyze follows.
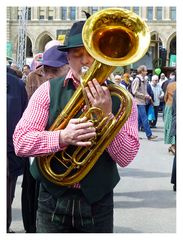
[64,69,80,88]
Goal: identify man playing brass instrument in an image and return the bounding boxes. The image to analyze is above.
[13,17,140,233]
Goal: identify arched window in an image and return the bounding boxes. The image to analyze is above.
[170,36,176,55]
[39,34,53,52]
[26,37,33,57]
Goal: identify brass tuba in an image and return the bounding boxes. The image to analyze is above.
[37,8,150,186]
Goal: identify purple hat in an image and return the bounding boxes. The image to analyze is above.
[42,45,68,67]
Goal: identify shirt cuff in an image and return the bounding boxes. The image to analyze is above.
[51,130,67,151]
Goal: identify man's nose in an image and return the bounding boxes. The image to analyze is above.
[81,55,91,66]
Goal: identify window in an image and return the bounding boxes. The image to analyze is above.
[39,15,44,20]
[39,7,45,20]
[124,6,131,10]
[48,16,53,20]
[91,7,98,14]
[133,7,139,15]
[27,7,31,20]
[170,7,176,20]
[157,7,162,20]
[48,7,54,20]
[61,7,67,20]
[147,7,153,21]
[70,7,76,20]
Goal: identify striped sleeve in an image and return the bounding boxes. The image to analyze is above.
[107,99,140,167]
[13,81,64,157]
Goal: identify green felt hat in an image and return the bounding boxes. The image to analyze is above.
[58,21,85,52]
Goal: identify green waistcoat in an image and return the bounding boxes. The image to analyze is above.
[30,76,120,204]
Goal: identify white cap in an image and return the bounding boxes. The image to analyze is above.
[44,40,61,52]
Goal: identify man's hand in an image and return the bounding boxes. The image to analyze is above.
[85,79,112,116]
[59,117,96,147]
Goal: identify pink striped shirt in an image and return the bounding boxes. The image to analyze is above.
[13,73,140,168]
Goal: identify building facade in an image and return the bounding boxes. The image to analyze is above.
[6,6,176,71]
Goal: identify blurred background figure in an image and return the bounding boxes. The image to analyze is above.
[145,75,154,117]
[7,56,14,66]
[170,90,176,191]
[164,74,176,154]
[159,73,168,86]
[25,40,62,99]
[22,64,31,84]
[159,72,168,112]
[10,63,23,78]
[30,53,43,71]
[130,71,137,80]
[150,75,164,128]
[25,45,69,100]
[41,46,69,80]
[131,65,157,140]
[7,66,28,233]
[120,73,130,89]
[114,74,122,85]
[162,72,176,95]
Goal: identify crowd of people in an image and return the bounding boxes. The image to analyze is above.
[113,69,176,146]
[7,15,176,233]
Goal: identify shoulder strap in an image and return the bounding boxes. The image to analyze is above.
[136,76,141,87]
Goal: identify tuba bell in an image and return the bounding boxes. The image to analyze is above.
[37,8,150,186]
